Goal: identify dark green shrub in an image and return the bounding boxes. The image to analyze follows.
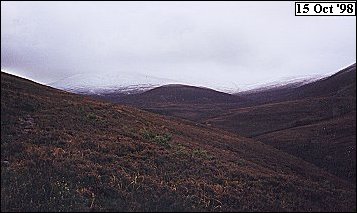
[192,149,212,159]
[141,130,172,148]
[153,134,172,148]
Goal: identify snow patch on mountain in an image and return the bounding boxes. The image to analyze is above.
[49,72,181,95]
[239,74,327,94]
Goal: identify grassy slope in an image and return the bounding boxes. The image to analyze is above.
[1,72,356,211]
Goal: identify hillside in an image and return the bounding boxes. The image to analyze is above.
[112,64,356,123]
[204,97,356,182]
[203,65,357,182]
[1,72,356,212]
[205,97,356,137]
[256,111,356,182]
[106,84,243,122]
[109,64,356,183]
[110,84,242,106]
[236,63,356,106]
[295,63,356,98]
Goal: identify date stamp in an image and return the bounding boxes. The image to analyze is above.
[295,2,356,16]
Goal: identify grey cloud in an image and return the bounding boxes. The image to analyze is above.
[1,1,356,90]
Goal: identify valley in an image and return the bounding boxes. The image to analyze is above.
[1,70,356,211]
[2,2,355,212]
[102,63,357,183]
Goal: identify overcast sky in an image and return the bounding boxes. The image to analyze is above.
[1,1,356,91]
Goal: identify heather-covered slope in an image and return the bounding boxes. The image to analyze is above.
[256,111,356,183]
[294,63,356,98]
[103,84,242,106]
[111,65,356,183]
[204,65,356,182]
[205,97,356,137]
[1,72,356,211]
[235,63,356,106]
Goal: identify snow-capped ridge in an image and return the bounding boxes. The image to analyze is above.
[49,72,180,95]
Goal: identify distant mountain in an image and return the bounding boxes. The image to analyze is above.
[107,84,242,106]
[236,63,356,106]
[239,75,322,95]
[49,72,179,95]
[236,77,320,105]
[295,63,356,98]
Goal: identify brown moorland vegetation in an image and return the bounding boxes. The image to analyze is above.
[206,64,357,183]
[109,64,356,183]
[256,111,356,183]
[1,72,356,211]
